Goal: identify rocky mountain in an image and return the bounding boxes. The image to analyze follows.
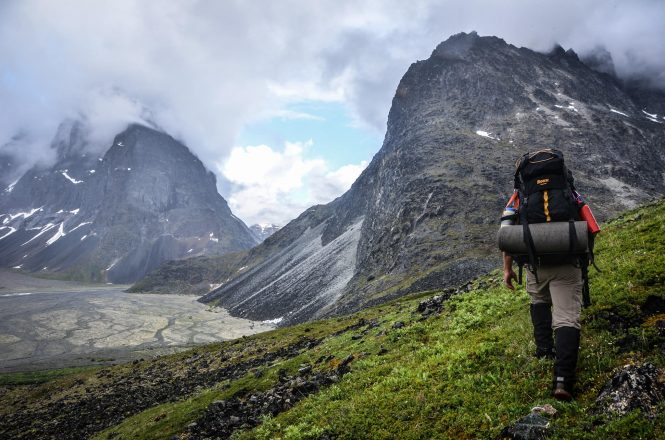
[3,200,665,439]
[0,122,258,283]
[249,223,281,243]
[127,251,248,296]
[200,32,665,326]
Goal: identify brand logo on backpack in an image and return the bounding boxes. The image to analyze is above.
[537,178,550,185]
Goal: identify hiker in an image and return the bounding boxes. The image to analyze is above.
[499,149,599,401]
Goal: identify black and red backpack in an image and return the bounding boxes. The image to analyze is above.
[512,148,595,306]
[514,149,579,225]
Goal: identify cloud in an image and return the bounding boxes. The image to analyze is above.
[219,141,367,225]
[264,109,326,122]
[309,161,369,204]
[1,0,663,219]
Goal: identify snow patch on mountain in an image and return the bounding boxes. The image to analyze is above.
[262,317,283,325]
[555,103,578,112]
[106,258,120,271]
[5,180,19,193]
[609,108,629,117]
[46,223,66,245]
[6,208,41,222]
[68,222,92,233]
[475,130,499,140]
[61,171,83,184]
[21,223,57,246]
[0,226,17,240]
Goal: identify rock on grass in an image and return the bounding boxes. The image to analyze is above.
[594,363,665,419]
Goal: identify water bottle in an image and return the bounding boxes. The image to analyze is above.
[573,191,600,234]
[579,204,601,234]
[501,207,517,227]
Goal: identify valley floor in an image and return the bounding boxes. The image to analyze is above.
[0,268,121,293]
[0,284,276,372]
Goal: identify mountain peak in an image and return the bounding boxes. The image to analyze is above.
[0,122,257,282]
[546,44,581,65]
[432,31,509,60]
[250,223,281,243]
[202,32,665,326]
[432,31,479,59]
[548,44,566,58]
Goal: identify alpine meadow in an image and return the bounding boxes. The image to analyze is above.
[1,2,665,439]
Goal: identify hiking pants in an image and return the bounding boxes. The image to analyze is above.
[526,264,583,330]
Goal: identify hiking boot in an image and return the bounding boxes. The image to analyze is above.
[530,303,554,359]
[552,326,580,400]
[553,381,573,401]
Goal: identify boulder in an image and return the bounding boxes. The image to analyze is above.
[594,363,665,418]
[498,412,550,439]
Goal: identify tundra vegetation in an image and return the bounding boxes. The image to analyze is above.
[1,200,663,439]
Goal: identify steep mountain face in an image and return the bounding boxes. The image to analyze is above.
[201,32,665,326]
[127,251,248,296]
[0,153,15,189]
[249,224,281,243]
[0,122,257,283]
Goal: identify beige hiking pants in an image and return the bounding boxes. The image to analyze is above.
[527,264,583,330]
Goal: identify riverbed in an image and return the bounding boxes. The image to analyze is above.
[0,286,276,372]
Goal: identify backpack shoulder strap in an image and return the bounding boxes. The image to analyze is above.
[514,154,528,190]
[562,164,576,191]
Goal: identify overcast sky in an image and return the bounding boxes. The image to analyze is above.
[1,0,664,225]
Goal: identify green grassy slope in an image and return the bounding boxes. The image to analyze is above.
[2,200,664,439]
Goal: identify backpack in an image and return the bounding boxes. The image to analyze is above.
[514,149,579,225]
[511,148,596,306]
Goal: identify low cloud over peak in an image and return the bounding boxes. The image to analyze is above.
[1,0,663,223]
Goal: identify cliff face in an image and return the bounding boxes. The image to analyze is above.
[341,32,665,311]
[202,32,662,325]
[0,123,257,283]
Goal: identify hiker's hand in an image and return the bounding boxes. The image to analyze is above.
[503,268,517,290]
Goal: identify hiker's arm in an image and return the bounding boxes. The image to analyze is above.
[503,252,517,290]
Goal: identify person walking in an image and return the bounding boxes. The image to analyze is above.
[503,249,581,401]
[500,149,599,401]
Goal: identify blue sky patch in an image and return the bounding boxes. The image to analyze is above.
[236,101,382,169]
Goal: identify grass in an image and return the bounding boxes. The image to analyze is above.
[0,366,101,386]
[3,200,664,439]
[240,199,665,439]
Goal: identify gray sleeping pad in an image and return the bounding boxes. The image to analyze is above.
[498,221,588,255]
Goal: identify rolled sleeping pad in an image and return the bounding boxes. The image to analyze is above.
[498,221,588,255]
